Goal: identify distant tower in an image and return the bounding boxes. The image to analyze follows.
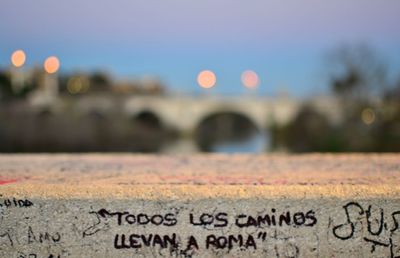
[29,56,61,106]
[10,49,26,93]
[43,56,60,98]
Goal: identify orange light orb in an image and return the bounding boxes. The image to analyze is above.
[44,56,60,74]
[197,70,216,89]
[241,70,259,89]
[11,50,26,68]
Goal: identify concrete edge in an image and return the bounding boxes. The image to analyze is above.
[2,184,400,200]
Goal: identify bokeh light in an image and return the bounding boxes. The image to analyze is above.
[44,56,60,74]
[361,108,375,125]
[241,70,259,89]
[11,50,26,68]
[197,70,216,89]
[67,76,90,94]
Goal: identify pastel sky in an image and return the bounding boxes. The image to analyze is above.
[1,0,400,95]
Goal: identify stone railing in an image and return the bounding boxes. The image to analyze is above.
[0,154,399,257]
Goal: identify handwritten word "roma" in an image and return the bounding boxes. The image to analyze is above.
[206,234,258,250]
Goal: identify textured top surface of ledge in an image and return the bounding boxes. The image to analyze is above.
[0,154,399,199]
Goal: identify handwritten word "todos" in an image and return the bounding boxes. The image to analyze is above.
[97,208,177,226]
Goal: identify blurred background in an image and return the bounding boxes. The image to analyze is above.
[0,0,399,153]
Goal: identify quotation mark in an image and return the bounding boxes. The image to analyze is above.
[257,232,267,241]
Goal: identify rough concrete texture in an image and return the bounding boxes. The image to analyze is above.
[0,154,400,257]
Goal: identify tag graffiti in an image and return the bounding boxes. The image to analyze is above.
[331,201,400,257]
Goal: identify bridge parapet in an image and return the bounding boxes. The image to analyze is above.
[1,154,399,257]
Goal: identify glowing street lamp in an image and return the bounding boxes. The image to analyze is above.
[11,50,26,68]
[10,49,26,93]
[197,70,216,89]
[44,56,60,74]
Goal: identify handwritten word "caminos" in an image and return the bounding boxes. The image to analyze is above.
[236,209,317,228]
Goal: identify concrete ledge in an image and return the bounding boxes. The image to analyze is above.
[1,154,400,257]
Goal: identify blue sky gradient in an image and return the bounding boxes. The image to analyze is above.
[1,0,400,95]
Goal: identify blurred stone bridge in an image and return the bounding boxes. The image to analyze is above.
[72,96,340,133]
[119,95,340,133]
[19,94,343,152]
[34,94,341,134]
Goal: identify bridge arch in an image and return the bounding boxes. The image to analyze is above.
[131,110,163,130]
[194,110,269,153]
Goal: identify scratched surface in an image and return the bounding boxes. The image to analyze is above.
[1,154,400,257]
[1,154,400,199]
[0,154,399,184]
